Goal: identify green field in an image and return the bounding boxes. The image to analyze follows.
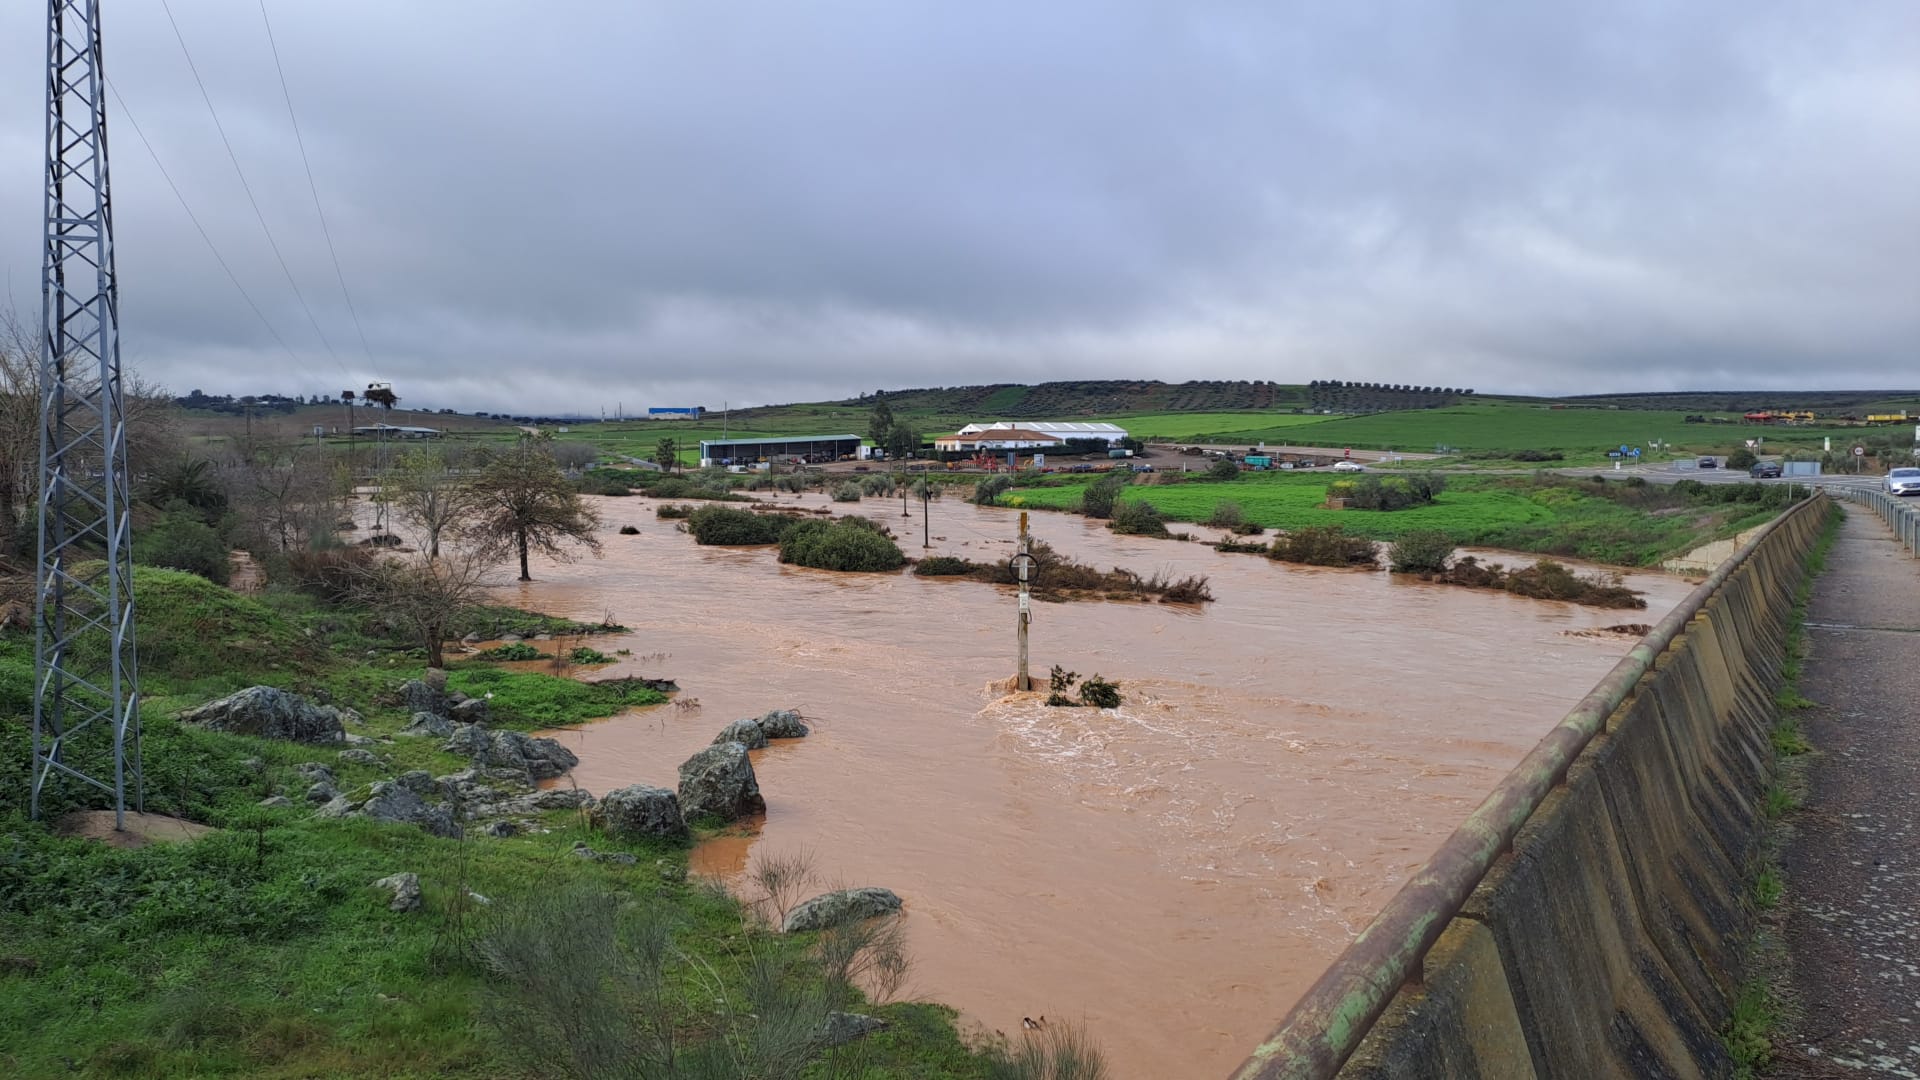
[1195,401,1894,457]
[1105,411,1329,440]
[1005,472,1789,566]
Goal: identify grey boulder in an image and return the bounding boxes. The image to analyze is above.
[178,686,345,744]
[321,781,462,839]
[783,888,903,933]
[371,872,422,913]
[397,711,452,738]
[757,708,810,739]
[821,1012,889,1047]
[398,678,449,719]
[593,784,689,841]
[713,718,768,750]
[305,781,338,804]
[677,742,765,822]
[443,725,578,780]
[337,749,381,767]
[450,698,491,725]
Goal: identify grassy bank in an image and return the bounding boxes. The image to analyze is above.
[1003,472,1796,566]
[0,570,996,1078]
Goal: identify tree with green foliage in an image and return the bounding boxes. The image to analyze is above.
[868,392,895,448]
[145,457,227,519]
[885,423,920,462]
[654,437,678,473]
[471,440,604,581]
[1207,456,1242,481]
[133,500,231,584]
[1079,472,1131,519]
[1725,447,1758,470]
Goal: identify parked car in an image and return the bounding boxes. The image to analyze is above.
[1749,461,1783,479]
[1332,460,1366,472]
[1697,456,1718,469]
[1885,467,1920,496]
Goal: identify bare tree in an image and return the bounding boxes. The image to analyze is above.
[222,442,349,552]
[382,444,480,559]
[352,549,494,668]
[0,313,38,557]
[470,438,603,581]
[550,441,600,473]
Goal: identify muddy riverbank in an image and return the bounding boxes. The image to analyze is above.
[521,492,1690,1078]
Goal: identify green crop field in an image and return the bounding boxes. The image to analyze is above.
[1004,471,1788,565]
[1106,411,1330,440]
[1195,401,1887,456]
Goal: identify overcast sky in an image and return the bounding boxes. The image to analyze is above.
[3,2,1917,413]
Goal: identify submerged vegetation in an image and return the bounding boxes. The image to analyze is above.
[911,541,1212,604]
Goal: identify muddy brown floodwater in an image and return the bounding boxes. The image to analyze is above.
[513,493,1692,1079]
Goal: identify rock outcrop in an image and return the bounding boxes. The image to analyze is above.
[371,872,422,913]
[821,1012,889,1047]
[677,742,764,822]
[757,708,810,740]
[178,686,346,744]
[712,718,768,750]
[398,678,449,719]
[593,784,689,841]
[442,724,578,780]
[783,887,903,933]
[397,711,452,738]
[318,779,461,838]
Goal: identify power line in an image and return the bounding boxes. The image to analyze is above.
[257,0,375,367]
[105,77,303,367]
[158,0,347,375]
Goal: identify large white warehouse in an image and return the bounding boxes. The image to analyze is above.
[954,421,1128,445]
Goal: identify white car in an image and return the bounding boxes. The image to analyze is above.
[1332,460,1366,472]
[1885,467,1920,496]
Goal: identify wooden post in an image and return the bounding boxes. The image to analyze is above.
[1016,511,1031,691]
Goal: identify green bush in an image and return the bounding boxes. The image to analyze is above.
[860,473,896,497]
[832,481,864,502]
[1333,473,1445,511]
[1079,674,1122,708]
[972,475,1014,505]
[1079,473,1130,519]
[1726,448,1758,470]
[1270,526,1377,567]
[653,503,695,519]
[913,555,979,576]
[1388,529,1456,574]
[476,642,543,661]
[1207,457,1242,481]
[777,517,906,572]
[133,503,231,584]
[1109,499,1169,537]
[573,472,635,496]
[1204,500,1245,528]
[684,506,799,545]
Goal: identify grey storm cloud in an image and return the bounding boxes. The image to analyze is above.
[2,1,1917,413]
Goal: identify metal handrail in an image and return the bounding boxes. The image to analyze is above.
[1832,486,1920,557]
[1231,491,1831,1080]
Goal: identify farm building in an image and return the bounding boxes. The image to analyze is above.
[955,420,1128,445]
[932,429,1064,452]
[699,434,864,466]
[350,424,441,439]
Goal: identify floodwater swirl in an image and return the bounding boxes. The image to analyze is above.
[510,492,1690,1078]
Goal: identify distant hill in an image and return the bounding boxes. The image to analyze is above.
[1554,389,1920,413]
[807,380,1308,417]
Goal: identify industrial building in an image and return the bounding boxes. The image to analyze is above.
[350,424,442,439]
[955,420,1128,445]
[699,434,864,466]
[647,406,705,419]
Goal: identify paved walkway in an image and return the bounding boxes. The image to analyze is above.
[1774,509,1920,1078]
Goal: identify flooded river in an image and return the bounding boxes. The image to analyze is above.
[512,492,1691,1078]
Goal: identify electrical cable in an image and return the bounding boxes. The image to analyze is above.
[256,0,375,368]
[105,77,303,367]
[158,0,348,375]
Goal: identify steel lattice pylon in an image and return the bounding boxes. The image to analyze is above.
[32,0,141,825]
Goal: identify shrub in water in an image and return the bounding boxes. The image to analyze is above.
[860,473,895,497]
[653,503,696,519]
[832,481,864,502]
[618,524,641,534]
[1270,526,1377,567]
[777,517,906,572]
[1045,664,1080,706]
[1109,499,1169,537]
[913,555,978,576]
[1078,674,1122,709]
[1388,530,1456,574]
[1079,473,1130,519]
[685,505,799,545]
[1204,500,1245,528]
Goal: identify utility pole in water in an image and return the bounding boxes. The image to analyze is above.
[1013,512,1033,691]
